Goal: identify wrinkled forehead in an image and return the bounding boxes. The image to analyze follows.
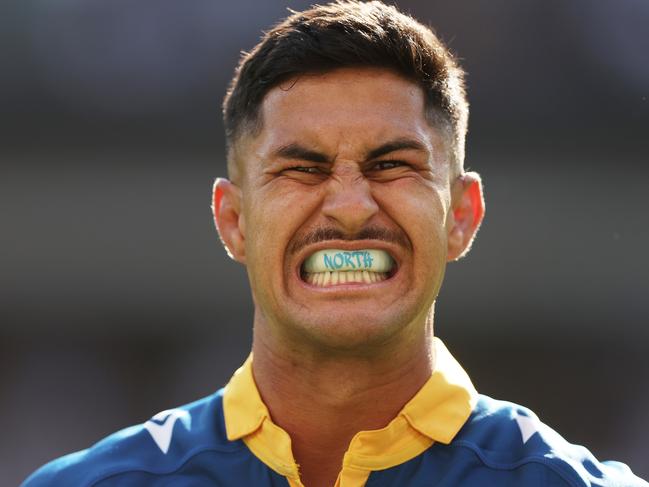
[263,69,430,151]
[229,68,450,181]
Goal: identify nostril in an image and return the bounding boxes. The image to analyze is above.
[321,187,379,232]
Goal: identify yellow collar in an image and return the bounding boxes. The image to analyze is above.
[223,338,478,487]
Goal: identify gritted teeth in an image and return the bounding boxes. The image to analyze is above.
[303,249,394,274]
[301,249,395,287]
[305,270,389,287]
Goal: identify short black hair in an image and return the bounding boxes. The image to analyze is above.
[223,0,468,174]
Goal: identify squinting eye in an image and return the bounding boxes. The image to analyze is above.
[374,160,405,170]
[287,166,321,174]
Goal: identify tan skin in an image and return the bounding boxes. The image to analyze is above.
[213,68,484,487]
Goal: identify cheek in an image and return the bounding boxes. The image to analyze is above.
[411,216,448,270]
[378,181,449,234]
[244,187,319,268]
[254,183,317,219]
[377,182,450,272]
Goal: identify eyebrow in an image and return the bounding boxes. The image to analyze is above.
[271,137,429,164]
[366,138,429,160]
[272,143,331,163]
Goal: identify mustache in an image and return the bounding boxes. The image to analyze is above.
[289,225,411,255]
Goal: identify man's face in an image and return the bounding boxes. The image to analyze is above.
[231,68,460,350]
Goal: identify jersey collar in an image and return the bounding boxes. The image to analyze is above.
[223,338,478,484]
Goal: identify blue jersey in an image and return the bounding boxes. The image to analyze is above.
[23,340,647,487]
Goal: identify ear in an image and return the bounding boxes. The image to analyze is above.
[447,172,485,261]
[212,178,246,264]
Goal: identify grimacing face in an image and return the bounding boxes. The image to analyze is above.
[214,67,484,352]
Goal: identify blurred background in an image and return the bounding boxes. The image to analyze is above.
[2,0,648,483]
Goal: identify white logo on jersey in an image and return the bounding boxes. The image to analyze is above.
[515,413,539,444]
[144,409,191,454]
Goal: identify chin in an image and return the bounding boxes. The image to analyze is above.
[285,307,419,353]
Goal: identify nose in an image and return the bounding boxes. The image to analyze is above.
[321,164,379,234]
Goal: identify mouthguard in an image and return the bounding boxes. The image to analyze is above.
[303,249,394,273]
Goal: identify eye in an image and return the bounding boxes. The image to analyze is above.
[285,166,322,174]
[373,160,406,170]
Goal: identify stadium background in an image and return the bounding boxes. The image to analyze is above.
[2,0,648,483]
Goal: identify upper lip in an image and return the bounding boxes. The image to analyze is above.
[294,239,401,276]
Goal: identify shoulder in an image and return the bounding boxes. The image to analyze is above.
[450,394,648,486]
[21,389,242,487]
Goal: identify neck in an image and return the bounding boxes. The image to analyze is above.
[251,314,435,487]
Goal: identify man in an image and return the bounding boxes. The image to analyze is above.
[23,1,646,486]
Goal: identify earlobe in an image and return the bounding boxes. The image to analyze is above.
[447,172,485,261]
[212,178,246,263]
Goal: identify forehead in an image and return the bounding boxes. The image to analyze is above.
[249,67,437,159]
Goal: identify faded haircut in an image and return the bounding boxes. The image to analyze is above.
[223,0,468,179]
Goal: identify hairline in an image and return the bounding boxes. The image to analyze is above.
[226,68,462,183]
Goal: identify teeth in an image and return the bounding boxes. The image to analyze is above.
[302,249,394,287]
[303,249,394,273]
[304,270,389,287]
[331,271,339,285]
[323,271,331,286]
